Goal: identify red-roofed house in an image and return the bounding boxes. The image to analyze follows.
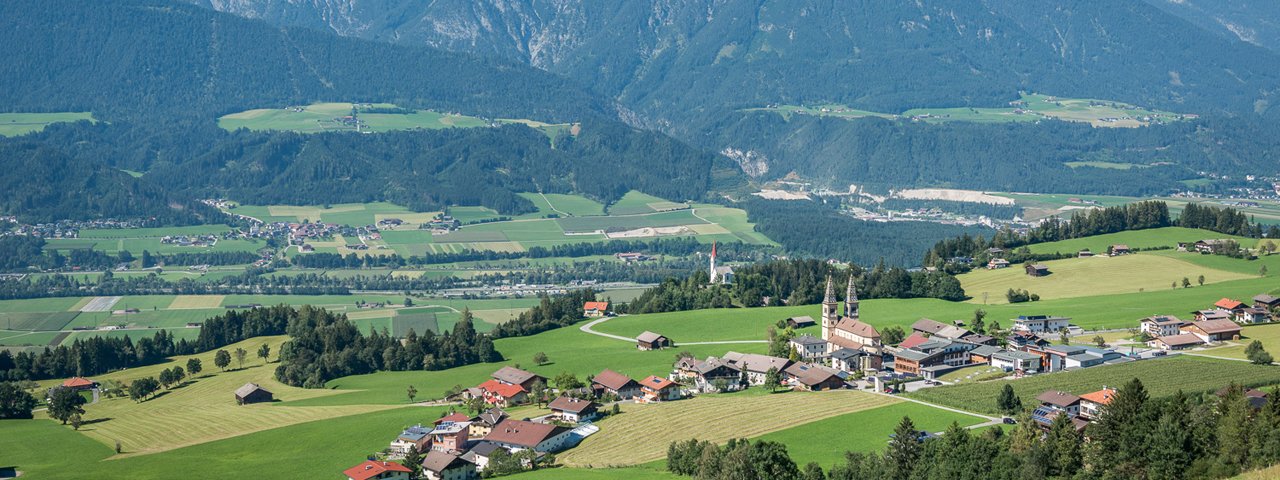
[638,375,681,403]
[435,412,473,425]
[344,460,413,480]
[1079,387,1117,419]
[1215,298,1247,311]
[62,377,97,390]
[477,380,528,407]
[898,332,930,349]
[583,301,609,318]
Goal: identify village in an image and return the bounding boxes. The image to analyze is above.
[308,262,1280,480]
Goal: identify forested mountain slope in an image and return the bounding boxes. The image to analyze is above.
[190,0,1280,195]
[1146,0,1280,53]
[0,0,730,217]
[193,0,1280,118]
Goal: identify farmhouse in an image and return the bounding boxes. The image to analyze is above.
[639,375,682,403]
[460,442,501,473]
[987,258,1010,269]
[583,301,609,318]
[1140,315,1187,338]
[1192,309,1232,322]
[389,425,432,455]
[1032,391,1082,428]
[491,366,546,390]
[783,362,846,391]
[910,318,974,341]
[789,334,828,360]
[1214,298,1247,312]
[1181,319,1242,343]
[1150,333,1204,351]
[675,356,744,393]
[1254,294,1280,311]
[1007,331,1050,350]
[1110,244,1131,255]
[1236,307,1270,324]
[344,460,413,480]
[474,380,528,407]
[547,396,600,423]
[61,376,97,391]
[1078,387,1117,419]
[484,419,573,453]
[821,276,881,354]
[1012,315,1071,334]
[420,450,478,480]
[234,383,273,405]
[786,315,817,329]
[636,331,672,350]
[1025,264,1051,277]
[591,369,641,400]
[721,351,793,385]
[469,408,508,438]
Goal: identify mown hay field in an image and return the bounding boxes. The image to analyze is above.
[558,390,899,467]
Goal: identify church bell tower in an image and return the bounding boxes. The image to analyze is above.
[821,276,837,341]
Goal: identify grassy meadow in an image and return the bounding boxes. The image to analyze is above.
[558,390,900,467]
[957,253,1253,304]
[753,92,1190,128]
[1201,323,1280,360]
[0,111,95,136]
[905,356,1280,415]
[755,401,987,467]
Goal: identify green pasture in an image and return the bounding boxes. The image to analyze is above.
[608,191,688,215]
[0,111,95,136]
[1201,323,1280,360]
[518,192,606,217]
[292,320,771,406]
[755,93,1190,128]
[906,355,1280,415]
[957,253,1252,304]
[217,102,572,139]
[756,401,986,467]
[1022,227,1253,255]
[556,210,707,233]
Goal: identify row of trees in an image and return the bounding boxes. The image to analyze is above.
[490,289,600,338]
[0,305,288,382]
[274,307,501,388]
[924,201,1279,267]
[620,258,966,315]
[666,379,1280,480]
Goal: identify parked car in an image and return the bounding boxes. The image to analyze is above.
[1152,351,1167,357]
[1002,417,1017,425]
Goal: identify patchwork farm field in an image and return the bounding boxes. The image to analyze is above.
[558,390,900,467]
[957,253,1253,304]
[0,294,544,346]
[0,111,95,136]
[753,92,1191,128]
[217,102,576,138]
[906,355,1280,415]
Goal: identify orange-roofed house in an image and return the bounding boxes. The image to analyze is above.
[1079,387,1118,419]
[344,460,413,480]
[61,377,97,391]
[583,301,610,318]
[1215,298,1247,312]
[638,375,681,403]
[477,380,528,407]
